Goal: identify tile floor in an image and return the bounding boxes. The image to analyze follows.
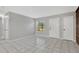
[0,36,79,53]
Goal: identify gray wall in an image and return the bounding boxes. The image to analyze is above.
[8,12,34,40]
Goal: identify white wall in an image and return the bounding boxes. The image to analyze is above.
[8,12,34,40]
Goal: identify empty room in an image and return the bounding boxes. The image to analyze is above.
[0,6,79,53]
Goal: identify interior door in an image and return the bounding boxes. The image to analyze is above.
[62,15,73,40]
[49,17,60,38]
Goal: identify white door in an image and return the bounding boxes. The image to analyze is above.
[49,17,60,38]
[62,15,73,40]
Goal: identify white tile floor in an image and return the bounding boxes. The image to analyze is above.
[0,36,79,53]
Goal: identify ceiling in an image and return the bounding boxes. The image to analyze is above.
[0,6,78,18]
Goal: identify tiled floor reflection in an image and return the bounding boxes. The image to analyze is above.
[0,36,79,53]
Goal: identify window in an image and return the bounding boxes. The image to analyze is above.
[37,22,44,32]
